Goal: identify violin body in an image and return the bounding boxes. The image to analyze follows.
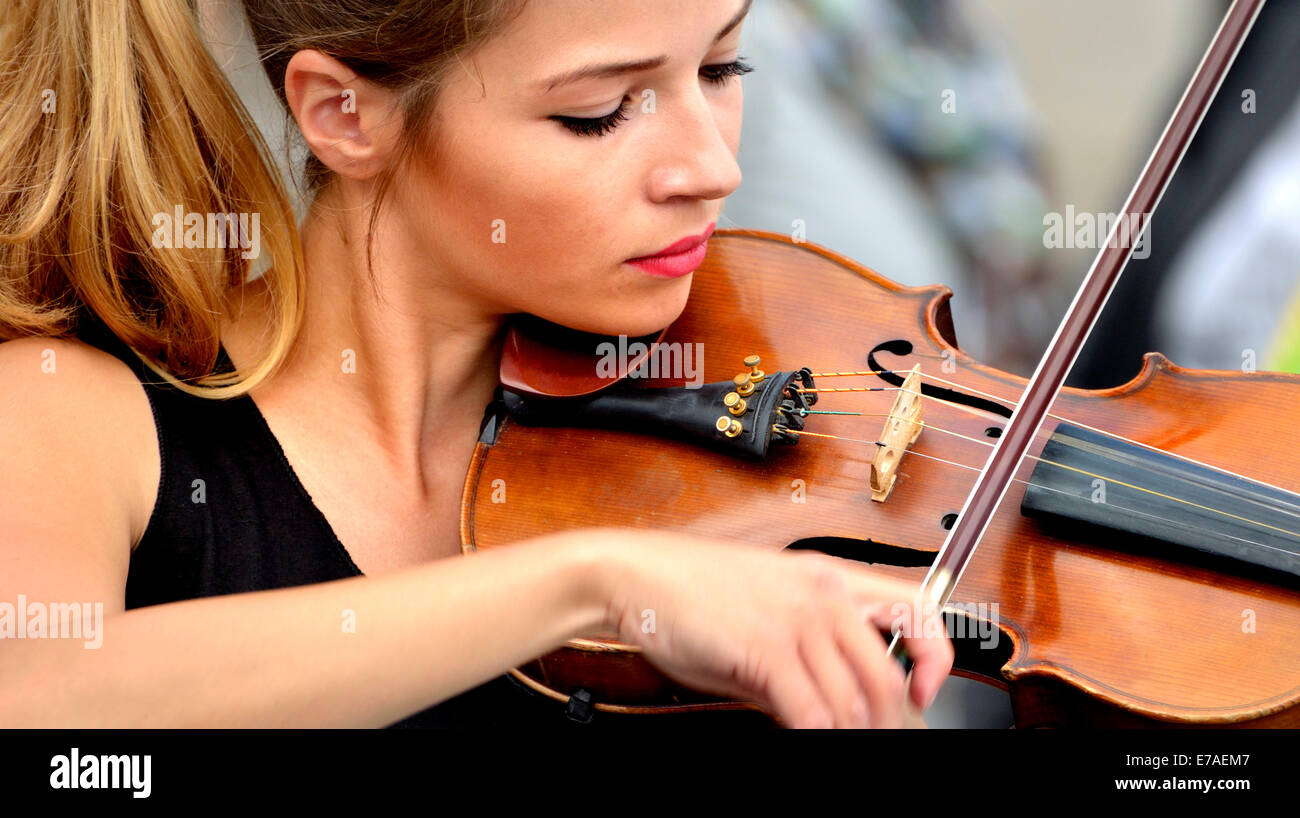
[460,229,1300,727]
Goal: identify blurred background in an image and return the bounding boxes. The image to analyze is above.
[201,0,1300,727]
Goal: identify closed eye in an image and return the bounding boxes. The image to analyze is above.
[700,58,753,86]
[550,58,753,138]
[550,97,631,138]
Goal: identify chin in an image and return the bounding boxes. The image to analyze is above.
[606,286,693,337]
[541,279,692,338]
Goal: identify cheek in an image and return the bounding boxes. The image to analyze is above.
[487,140,626,267]
[717,84,743,156]
[429,133,629,290]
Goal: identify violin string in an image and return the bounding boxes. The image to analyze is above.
[881,434,1290,557]
[805,402,1300,526]
[933,412,1297,537]
[811,381,1300,526]
[800,410,992,447]
[785,414,1300,539]
[785,428,979,472]
[798,365,1300,514]
[780,427,1300,558]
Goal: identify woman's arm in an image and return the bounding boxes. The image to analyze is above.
[0,534,608,728]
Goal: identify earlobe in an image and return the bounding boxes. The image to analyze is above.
[283,50,401,181]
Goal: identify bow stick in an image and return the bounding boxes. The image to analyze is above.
[888,0,1269,666]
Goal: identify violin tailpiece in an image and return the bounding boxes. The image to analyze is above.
[499,365,817,460]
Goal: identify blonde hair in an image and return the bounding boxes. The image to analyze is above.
[0,0,526,399]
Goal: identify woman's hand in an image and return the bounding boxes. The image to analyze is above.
[585,527,953,728]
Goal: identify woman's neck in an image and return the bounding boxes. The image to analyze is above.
[222,194,507,496]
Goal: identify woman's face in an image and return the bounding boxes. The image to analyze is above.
[398,0,749,337]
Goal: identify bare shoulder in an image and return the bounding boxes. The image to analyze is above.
[0,335,161,556]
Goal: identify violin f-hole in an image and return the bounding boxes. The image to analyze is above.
[867,340,1012,418]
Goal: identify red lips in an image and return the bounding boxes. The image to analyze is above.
[625,222,716,278]
[630,222,716,260]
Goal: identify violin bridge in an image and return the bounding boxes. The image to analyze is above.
[870,364,923,502]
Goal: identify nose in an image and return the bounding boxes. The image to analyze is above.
[643,85,743,204]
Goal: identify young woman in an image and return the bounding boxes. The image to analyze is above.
[0,0,952,728]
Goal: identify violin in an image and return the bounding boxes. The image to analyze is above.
[460,0,1299,727]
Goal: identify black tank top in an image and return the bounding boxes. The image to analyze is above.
[78,319,773,730]
[73,319,582,727]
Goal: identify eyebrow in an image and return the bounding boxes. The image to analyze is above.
[537,0,753,93]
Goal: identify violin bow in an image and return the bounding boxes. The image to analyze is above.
[888,0,1268,664]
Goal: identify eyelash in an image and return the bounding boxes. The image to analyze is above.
[551,58,754,138]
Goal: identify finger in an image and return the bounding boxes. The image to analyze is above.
[903,698,929,729]
[868,600,954,711]
[762,647,836,729]
[798,625,870,728]
[835,607,908,729]
[819,559,953,712]
[842,613,906,728]
[830,559,929,601]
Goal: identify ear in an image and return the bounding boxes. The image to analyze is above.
[283,50,403,182]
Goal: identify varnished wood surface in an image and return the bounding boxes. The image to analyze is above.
[461,229,1300,726]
